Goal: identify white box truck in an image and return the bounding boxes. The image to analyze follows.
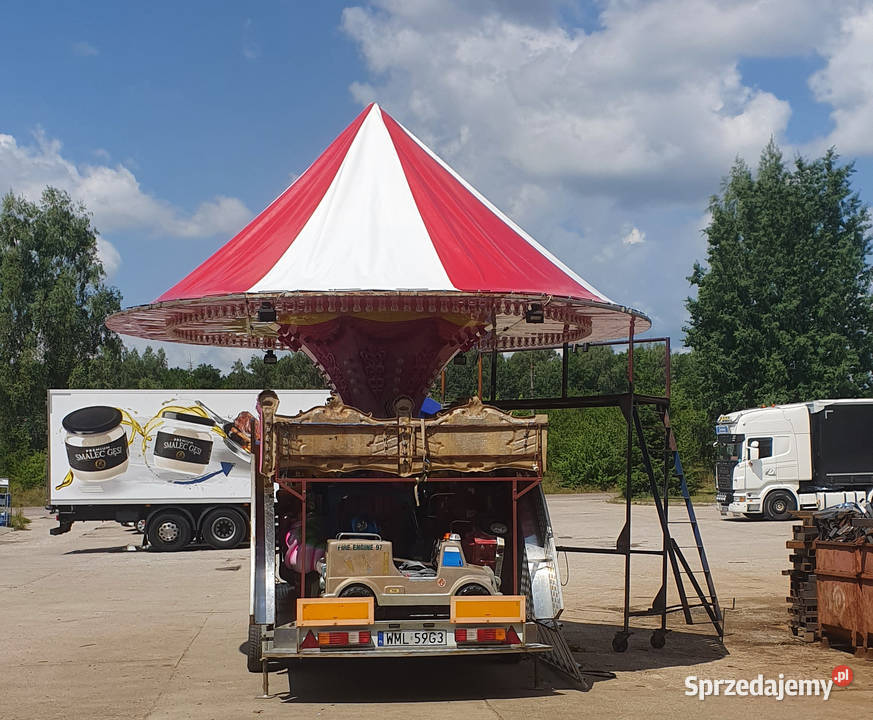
[47,389,328,549]
[715,399,873,520]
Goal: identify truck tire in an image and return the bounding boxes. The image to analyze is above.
[455,583,491,596]
[338,584,375,598]
[201,508,246,549]
[763,491,796,521]
[247,623,264,673]
[147,510,193,551]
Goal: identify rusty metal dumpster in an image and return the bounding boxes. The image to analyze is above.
[860,544,873,652]
[815,540,872,655]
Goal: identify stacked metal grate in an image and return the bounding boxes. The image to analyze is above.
[814,505,873,543]
[784,512,819,642]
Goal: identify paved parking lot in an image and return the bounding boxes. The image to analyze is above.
[0,495,869,719]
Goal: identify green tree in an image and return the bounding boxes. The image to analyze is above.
[0,189,121,456]
[686,142,873,417]
[220,353,327,391]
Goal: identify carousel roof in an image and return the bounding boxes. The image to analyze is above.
[106,103,650,352]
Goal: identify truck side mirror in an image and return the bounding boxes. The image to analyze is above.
[748,440,759,461]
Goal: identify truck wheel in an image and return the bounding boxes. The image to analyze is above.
[763,491,796,521]
[147,511,193,551]
[338,584,375,598]
[456,583,491,596]
[201,508,246,549]
[247,623,264,673]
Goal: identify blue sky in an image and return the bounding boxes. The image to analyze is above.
[3,1,873,368]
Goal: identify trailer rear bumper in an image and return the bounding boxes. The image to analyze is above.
[263,619,549,659]
[264,643,552,659]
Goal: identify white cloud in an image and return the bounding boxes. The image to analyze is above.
[0,129,252,238]
[95,236,121,277]
[340,0,865,343]
[808,5,873,155]
[340,0,847,204]
[622,226,645,246]
[72,41,99,57]
[242,18,261,61]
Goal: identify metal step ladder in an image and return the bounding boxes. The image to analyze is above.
[535,619,592,691]
[631,406,723,639]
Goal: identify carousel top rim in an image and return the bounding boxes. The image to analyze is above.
[105,289,652,350]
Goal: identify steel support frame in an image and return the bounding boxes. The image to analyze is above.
[483,333,722,647]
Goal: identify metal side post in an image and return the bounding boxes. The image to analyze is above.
[252,392,278,696]
[252,465,276,627]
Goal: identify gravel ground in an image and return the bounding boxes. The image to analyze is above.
[0,495,869,719]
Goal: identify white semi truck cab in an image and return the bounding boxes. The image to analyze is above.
[715,400,873,520]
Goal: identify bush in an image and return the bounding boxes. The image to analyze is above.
[546,406,707,498]
[3,449,47,490]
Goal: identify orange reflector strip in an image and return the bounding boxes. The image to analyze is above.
[450,595,525,624]
[296,597,375,627]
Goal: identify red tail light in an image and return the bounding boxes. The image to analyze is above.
[319,632,349,646]
[317,631,371,647]
[456,627,519,645]
[476,628,506,643]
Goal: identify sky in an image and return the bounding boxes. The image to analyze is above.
[2,0,873,369]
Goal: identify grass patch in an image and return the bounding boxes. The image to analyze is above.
[9,485,46,508]
[9,508,31,531]
[541,474,603,494]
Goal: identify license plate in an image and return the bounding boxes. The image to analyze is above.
[377,630,446,647]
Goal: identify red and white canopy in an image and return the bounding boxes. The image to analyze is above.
[157,103,610,304]
[107,103,649,413]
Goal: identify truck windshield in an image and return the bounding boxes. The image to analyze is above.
[715,435,744,461]
[717,442,742,461]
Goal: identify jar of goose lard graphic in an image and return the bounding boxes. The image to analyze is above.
[153,412,215,475]
[63,406,129,482]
